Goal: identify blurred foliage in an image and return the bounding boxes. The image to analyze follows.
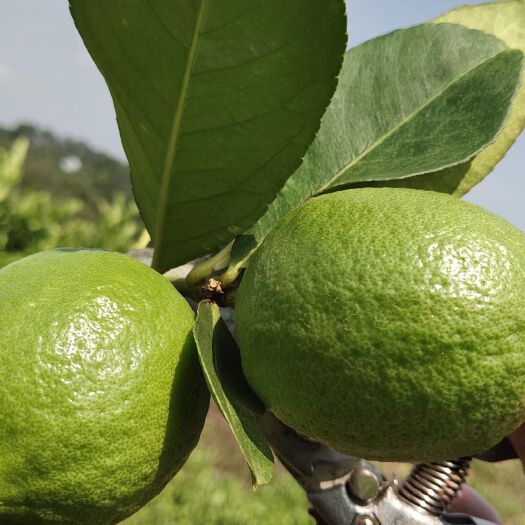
[125,448,311,525]
[123,406,525,525]
[0,124,133,215]
[0,135,142,267]
[124,407,313,525]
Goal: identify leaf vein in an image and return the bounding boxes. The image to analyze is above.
[146,0,188,50]
[200,3,266,38]
[192,38,296,77]
[317,47,508,193]
[152,0,208,269]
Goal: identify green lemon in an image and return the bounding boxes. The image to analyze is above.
[0,249,209,524]
[236,188,525,462]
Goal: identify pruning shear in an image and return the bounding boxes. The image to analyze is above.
[261,412,517,525]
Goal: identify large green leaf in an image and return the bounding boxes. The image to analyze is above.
[69,0,347,272]
[427,0,525,196]
[316,1,525,197]
[194,301,273,486]
[218,23,523,284]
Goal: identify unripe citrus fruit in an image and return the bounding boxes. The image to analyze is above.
[236,188,525,462]
[0,249,209,525]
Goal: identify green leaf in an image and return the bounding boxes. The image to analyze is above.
[69,0,347,272]
[221,23,523,282]
[425,0,525,196]
[346,161,473,195]
[194,301,273,486]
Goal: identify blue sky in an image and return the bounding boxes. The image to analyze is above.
[0,1,523,229]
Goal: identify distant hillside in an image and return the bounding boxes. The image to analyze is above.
[0,123,133,217]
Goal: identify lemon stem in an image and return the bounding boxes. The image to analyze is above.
[186,241,233,288]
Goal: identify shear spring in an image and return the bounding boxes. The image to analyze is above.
[398,458,471,516]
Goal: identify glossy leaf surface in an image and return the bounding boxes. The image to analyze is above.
[425,0,525,196]
[69,0,347,271]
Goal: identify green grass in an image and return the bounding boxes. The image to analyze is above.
[123,407,313,525]
[123,405,525,524]
[469,459,525,524]
[124,448,312,525]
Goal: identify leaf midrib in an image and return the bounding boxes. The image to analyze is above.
[317,45,507,194]
[152,0,207,271]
